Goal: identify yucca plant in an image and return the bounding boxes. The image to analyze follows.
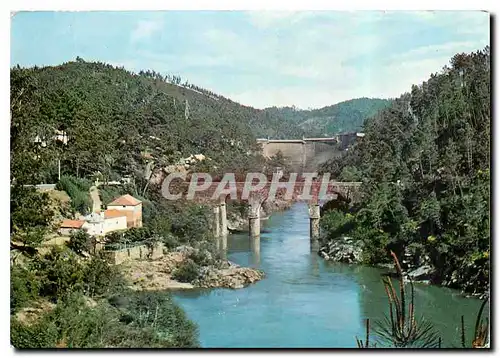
[356,319,375,348]
[460,298,489,348]
[373,251,441,348]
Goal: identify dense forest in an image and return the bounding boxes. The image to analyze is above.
[11,58,262,186]
[319,47,490,297]
[262,98,392,138]
[10,58,390,187]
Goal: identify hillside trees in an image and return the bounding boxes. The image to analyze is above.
[320,47,490,295]
[10,59,274,185]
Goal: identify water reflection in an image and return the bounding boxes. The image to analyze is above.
[250,236,260,265]
[310,238,320,252]
[310,250,320,277]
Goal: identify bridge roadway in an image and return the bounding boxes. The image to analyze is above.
[165,175,361,204]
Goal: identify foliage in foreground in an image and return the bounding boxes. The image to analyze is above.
[355,252,489,349]
[10,246,200,348]
[11,292,199,348]
[373,252,441,348]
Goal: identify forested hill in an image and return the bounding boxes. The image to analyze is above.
[319,47,490,295]
[11,59,390,185]
[261,98,392,138]
[10,59,293,184]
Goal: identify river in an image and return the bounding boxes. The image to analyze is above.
[173,202,486,348]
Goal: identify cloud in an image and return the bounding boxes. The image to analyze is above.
[121,11,489,109]
[393,41,487,63]
[130,18,163,43]
[245,10,317,29]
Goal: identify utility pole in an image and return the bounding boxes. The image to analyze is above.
[185,99,190,120]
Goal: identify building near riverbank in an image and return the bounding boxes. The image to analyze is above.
[107,194,143,228]
[59,219,85,236]
[59,194,142,235]
[80,209,129,236]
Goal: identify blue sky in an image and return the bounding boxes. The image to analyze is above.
[11,11,489,109]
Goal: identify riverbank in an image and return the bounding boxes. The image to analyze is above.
[120,247,264,291]
[317,236,489,300]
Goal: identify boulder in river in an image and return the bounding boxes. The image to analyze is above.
[195,265,265,289]
[407,265,434,281]
[318,237,363,264]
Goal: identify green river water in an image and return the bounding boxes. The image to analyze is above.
[173,202,486,348]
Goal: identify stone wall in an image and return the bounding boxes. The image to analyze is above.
[101,243,164,265]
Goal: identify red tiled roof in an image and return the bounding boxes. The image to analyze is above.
[60,219,84,229]
[104,209,127,219]
[108,194,142,207]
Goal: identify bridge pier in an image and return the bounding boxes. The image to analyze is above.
[212,205,221,237]
[248,194,263,238]
[220,201,228,236]
[309,203,321,240]
[250,235,260,264]
[216,234,227,259]
[249,212,260,238]
[212,201,228,238]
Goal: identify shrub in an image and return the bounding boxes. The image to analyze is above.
[125,291,199,348]
[34,247,85,299]
[67,229,94,255]
[10,264,41,314]
[11,293,123,348]
[82,256,126,298]
[56,176,92,215]
[160,233,180,250]
[320,209,355,241]
[10,316,58,348]
[11,291,200,348]
[124,227,151,243]
[188,249,213,267]
[172,259,200,283]
[353,226,390,265]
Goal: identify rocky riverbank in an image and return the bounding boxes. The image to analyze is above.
[318,237,488,299]
[318,237,363,264]
[120,247,264,291]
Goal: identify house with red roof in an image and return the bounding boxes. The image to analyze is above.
[58,194,142,237]
[106,194,143,228]
[59,219,85,236]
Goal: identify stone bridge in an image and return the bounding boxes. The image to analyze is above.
[257,133,362,171]
[164,175,361,240]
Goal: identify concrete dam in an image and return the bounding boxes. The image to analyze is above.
[257,133,362,171]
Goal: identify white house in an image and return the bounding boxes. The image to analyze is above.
[81,211,127,236]
[59,194,141,238]
[82,212,105,236]
[103,209,128,234]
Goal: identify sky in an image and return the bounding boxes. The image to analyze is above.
[11,11,490,109]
